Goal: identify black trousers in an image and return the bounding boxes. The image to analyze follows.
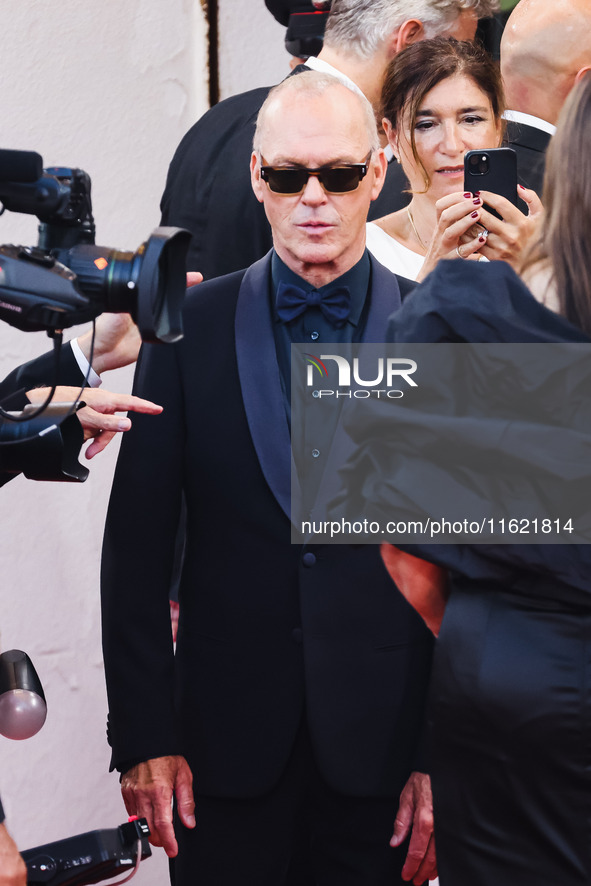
[170,716,417,886]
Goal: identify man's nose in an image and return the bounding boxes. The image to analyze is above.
[300,173,327,204]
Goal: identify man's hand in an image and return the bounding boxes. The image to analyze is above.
[26,386,162,459]
[76,273,203,376]
[391,772,436,884]
[121,755,195,858]
[77,314,142,376]
[0,822,26,886]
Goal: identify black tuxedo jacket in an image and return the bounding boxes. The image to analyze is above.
[101,252,433,799]
[504,118,551,196]
[159,75,409,281]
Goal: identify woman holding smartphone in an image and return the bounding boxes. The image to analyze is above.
[366,37,543,280]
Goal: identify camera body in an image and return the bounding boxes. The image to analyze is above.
[0,148,190,480]
[0,151,190,342]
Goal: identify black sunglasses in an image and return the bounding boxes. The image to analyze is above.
[260,150,373,195]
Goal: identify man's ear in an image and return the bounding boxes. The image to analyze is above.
[389,19,425,55]
[250,152,265,203]
[575,65,591,85]
[369,148,388,202]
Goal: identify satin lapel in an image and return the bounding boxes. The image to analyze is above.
[235,251,300,522]
[310,257,402,519]
[363,257,403,342]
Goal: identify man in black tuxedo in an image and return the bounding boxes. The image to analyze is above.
[500,0,591,195]
[102,72,436,886]
[160,0,495,281]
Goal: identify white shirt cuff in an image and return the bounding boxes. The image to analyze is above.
[70,338,102,388]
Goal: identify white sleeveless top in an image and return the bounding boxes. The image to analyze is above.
[366,221,489,281]
[366,222,424,281]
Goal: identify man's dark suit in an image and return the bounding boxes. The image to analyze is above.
[101,252,433,879]
[504,117,552,195]
[159,79,409,281]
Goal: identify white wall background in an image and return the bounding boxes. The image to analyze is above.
[219,0,288,97]
[0,2,288,884]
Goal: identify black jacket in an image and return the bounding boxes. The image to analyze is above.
[504,117,551,195]
[101,253,433,798]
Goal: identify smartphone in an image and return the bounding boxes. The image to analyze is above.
[464,147,519,219]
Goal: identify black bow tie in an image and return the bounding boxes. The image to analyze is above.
[276,281,351,329]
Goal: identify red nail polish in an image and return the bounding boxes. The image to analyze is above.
[471,210,479,218]
[518,184,525,189]
[478,234,486,242]
[474,190,481,196]
[463,192,471,198]
[473,197,481,204]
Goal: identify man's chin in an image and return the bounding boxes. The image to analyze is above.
[293,245,340,268]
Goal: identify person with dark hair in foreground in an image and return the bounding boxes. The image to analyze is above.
[372,72,591,886]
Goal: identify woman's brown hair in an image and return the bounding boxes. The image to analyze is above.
[380,36,505,192]
[522,73,591,334]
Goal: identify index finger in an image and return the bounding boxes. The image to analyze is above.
[112,394,163,414]
[477,190,526,224]
[434,190,475,213]
[84,393,163,415]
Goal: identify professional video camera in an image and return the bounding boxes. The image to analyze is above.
[0,148,191,480]
[0,148,190,341]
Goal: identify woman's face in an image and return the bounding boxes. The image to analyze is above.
[388,73,503,202]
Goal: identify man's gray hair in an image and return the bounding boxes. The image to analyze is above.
[253,71,381,156]
[324,0,500,60]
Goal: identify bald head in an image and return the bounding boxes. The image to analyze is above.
[253,71,380,157]
[501,0,591,125]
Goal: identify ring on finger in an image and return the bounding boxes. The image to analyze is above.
[456,245,466,259]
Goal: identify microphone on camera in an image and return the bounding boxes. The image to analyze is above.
[0,149,43,183]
